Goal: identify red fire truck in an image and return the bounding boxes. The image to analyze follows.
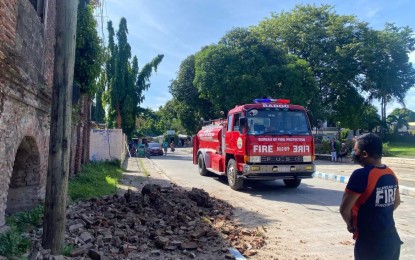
[192,98,315,190]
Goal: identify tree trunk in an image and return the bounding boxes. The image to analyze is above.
[380,96,388,137]
[82,97,91,163]
[74,119,83,173]
[116,107,122,129]
[42,1,78,254]
[69,124,77,176]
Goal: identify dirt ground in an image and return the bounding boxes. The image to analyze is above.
[125,156,355,260]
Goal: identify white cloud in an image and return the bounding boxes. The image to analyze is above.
[409,51,415,63]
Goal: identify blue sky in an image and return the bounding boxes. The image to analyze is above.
[101,0,415,114]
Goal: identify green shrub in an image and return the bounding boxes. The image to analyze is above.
[6,205,43,231]
[0,225,31,258]
[315,140,331,154]
[0,205,44,258]
[62,244,74,256]
[340,128,350,140]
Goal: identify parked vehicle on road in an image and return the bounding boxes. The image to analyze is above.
[148,142,164,156]
[193,98,315,190]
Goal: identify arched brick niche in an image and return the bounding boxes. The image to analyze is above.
[6,136,42,215]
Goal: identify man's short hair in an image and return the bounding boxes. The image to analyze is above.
[356,133,383,159]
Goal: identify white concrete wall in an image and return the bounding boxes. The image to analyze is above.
[90,129,126,162]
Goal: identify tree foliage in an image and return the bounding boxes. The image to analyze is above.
[91,76,105,123]
[254,5,370,126]
[105,18,164,136]
[74,2,102,96]
[165,4,415,134]
[193,28,318,115]
[169,55,214,134]
[361,24,415,125]
[134,108,164,137]
[388,108,415,121]
[387,108,415,133]
[359,104,382,132]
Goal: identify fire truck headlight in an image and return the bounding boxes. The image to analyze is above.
[303,156,312,162]
[251,166,260,171]
[248,156,261,163]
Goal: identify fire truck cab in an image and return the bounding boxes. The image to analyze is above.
[193,98,315,190]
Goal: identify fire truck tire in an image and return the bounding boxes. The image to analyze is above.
[198,154,208,176]
[283,179,302,188]
[227,159,244,190]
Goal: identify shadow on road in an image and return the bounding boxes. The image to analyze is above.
[148,153,193,162]
[195,171,344,208]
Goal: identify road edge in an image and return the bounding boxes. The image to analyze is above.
[313,171,415,198]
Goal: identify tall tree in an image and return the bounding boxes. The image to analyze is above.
[361,24,415,129]
[105,18,163,136]
[254,4,369,125]
[193,28,317,115]
[136,54,164,104]
[387,108,415,133]
[72,1,103,173]
[112,18,131,128]
[74,2,102,96]
[388,108,415,121]
[105,20,117,128]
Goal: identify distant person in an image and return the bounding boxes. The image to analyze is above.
[330,138,337,162]
[170,141,175,152]
[338,143,348,162]
[162,141,168,155]
[340,133,402,260]
[350,136,357,158]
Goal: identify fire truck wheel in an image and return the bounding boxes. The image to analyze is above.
[227,159,244,190]
[283,179,302,188]
[198,154,208,176]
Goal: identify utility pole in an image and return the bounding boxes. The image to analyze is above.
[42,0,78,254]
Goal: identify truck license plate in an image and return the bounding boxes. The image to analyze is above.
[277,166,290,172]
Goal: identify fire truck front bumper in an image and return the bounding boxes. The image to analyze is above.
[241,163,315,180]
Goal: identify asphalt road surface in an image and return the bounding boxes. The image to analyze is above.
[148,148,415,260]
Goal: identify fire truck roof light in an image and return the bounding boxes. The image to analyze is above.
[253,98,291,104]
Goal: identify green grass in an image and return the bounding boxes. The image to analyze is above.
[0,161,123,258]
[138,158,150,177]
[0,205,43,258]
[68,161,123,201]
[384,141,415,158]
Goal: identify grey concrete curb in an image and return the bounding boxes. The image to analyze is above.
[313,171,415,198]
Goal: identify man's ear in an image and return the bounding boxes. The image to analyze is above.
[362,151,369,158]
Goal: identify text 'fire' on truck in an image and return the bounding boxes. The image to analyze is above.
[193,98,315,190]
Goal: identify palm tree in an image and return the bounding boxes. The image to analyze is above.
[387,114,409,134]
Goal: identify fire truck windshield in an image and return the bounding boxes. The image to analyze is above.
[246,109,311,136]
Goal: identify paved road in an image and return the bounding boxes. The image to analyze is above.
[147,148,415,260]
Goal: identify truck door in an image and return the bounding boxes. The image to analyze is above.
[225,113,244,156]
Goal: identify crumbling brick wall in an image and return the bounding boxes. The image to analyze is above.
[0,0,56,226]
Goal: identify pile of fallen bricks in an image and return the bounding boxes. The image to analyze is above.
[28,184,266,259]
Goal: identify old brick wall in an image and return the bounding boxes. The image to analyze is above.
[0,0,56,226]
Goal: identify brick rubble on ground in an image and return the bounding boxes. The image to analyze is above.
[28,184,266,259]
